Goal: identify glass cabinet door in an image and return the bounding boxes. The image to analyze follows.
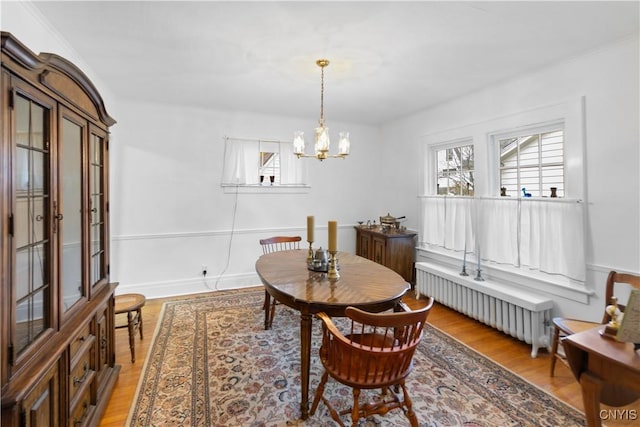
[89,127,108,291]
[59,114,85,312]
[13,92,52,358]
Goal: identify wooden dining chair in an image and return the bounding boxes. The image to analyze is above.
[549,271,640,376]
[259,236,302,329]
[310,297,435,427]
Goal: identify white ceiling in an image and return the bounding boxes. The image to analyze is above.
[28,1,639,125]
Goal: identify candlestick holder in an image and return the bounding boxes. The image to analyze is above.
[474,268,484,281]
[307,241,314,263]
[460,264,469,276]
[328,250,340,280]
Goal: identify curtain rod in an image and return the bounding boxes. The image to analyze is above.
[224,136,289,144]
[418,195,583,204]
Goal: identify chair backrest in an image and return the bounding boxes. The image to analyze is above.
[318,297,435,389]
[601,271,640,323]
[259,236,302,254]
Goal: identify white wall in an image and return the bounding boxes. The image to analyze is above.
[109,101,381,297]
[381,35,640,321]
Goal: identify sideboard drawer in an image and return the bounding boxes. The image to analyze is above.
[69,323,92,361]
[68,386,95,427]
[69,340,95,404]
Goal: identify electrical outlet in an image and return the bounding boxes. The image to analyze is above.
[202,265,207,277]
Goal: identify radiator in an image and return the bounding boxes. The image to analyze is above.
[416,261,553,358]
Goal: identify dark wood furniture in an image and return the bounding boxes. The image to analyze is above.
[550,271,640,376]
[114,294,146,363]
[310,299,434,427]
[1,32,119,426]
[255,250,410,420]
[259,236,302,329]
[354,226,417,284]
[563,326,640,427]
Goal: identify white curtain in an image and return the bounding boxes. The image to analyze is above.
[279,142,305,185]
[478,198,520,267]
[519,199,585,281]
[421,196,586,282]
[221,139,259,185]
[421,197,473,252]
[421,197,446,246]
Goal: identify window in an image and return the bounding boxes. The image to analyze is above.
[498,128,564,198]
[436,143,474,196]
[221,137,307,192]
[258,141,280,185]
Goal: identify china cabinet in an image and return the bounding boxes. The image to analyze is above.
[1,32,119,426]
[354,226,417,284]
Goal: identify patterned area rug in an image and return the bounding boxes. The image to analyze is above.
[126,288,585,426]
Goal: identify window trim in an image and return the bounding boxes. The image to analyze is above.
[426,137,474,196]
[419,96,588,290]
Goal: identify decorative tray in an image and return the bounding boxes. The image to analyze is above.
[307,262,339,273]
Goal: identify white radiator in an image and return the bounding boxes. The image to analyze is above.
[416,261,553,358]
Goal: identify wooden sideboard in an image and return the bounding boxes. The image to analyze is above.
[354,226,417,284]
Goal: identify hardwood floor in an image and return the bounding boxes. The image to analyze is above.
[99,288,635,426]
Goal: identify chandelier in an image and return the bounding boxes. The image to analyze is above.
[293,59,350,160]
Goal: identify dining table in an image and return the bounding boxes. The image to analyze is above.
[255,249,411,420]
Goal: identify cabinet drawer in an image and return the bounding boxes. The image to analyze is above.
[69,323,92,360]
[69,346,95,403]
[68,386,95,427]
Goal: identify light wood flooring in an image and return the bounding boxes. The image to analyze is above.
[99,289,636,426]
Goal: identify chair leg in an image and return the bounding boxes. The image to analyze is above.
[549,325,561,376]
[351,388,361,426]
[400,382,419,427]
[310,371,328,415]
[127,311,136,363]
[268,299,277,328]
[263,290,272,330]
[137,308,144,340]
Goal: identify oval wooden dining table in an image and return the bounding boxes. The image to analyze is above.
[255,249,411,420]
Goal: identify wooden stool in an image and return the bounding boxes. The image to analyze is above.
[114,293,146,362]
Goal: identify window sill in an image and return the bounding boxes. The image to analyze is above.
[415,245,594,304]
[221,184,310,194]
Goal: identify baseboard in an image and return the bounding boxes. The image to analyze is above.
[114,272,261,299]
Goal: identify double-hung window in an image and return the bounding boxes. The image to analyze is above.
[496,124,564,198]
[435,142,474,196]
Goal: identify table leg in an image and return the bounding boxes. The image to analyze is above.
[580,371,603,427]
[300,311,312,420]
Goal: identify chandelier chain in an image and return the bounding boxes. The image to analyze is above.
[319,64,325,126]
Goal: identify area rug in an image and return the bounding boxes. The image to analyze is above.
[126,287,585,426]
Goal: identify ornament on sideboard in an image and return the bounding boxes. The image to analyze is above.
[521,187,532,197]
[601,296,624,338]
[500,187,507,197]
[606,296,623,329]
[550,187,558,198]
